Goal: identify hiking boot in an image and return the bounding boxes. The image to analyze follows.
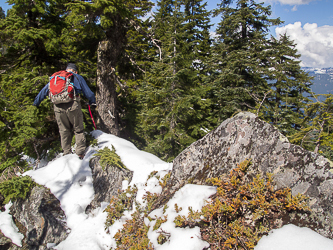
[77,154,85,160]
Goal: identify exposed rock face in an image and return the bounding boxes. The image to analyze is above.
[86,156,133,212]
[158,112,333,238]
[8,186,68,250]
[1,155,134,249]
[0,231,12,250]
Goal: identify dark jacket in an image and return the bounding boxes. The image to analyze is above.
[33,72,96,106]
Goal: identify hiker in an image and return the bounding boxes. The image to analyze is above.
[33,63,96,159]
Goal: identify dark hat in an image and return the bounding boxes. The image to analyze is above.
[66,63,78,72]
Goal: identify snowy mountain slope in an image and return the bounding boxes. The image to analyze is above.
[1,130,333,249]
[302,67,333,95]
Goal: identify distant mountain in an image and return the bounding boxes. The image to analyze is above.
[302,67,333,95]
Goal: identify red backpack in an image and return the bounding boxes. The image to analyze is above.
[49,70,75,104]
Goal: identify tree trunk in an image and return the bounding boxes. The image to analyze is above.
[96,40,120,136]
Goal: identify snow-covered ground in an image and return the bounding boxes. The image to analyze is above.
[1,130,333,249]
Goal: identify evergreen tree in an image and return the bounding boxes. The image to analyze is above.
[0,0,155,174]
[181,0,214,138]
[0,0,70,173]
[290,94,333,160]
[208,0,281,125]
[137,0,212,161]
[0,7,4,19]
[259,34,313,135]
[0,7,5,59]
[207,0,312,137]
[65,0,153,136]
[116,16,155,141]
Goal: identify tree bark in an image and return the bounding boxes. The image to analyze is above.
[96,40,120,136]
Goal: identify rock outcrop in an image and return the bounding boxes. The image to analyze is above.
[1,153,134,249]
[2,111,333,249]
[156,112,333,238]
[6,186,68,250]
[85,155,133,213]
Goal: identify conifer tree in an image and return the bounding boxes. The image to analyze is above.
[65,0,153,136]
[0,0,70,173]
[0,0,154,174]
[0,7,5,58]
[290,94,333,160]
[208,0,281,125]
[181,0,214,137]
[207,0,312,136]
[137,0,212,161]
[260,34,312,135]
[0,7,4,19]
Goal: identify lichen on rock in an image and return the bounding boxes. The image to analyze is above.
[156,112,333,238]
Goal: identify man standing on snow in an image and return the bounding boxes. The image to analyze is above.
[33,63,96,160]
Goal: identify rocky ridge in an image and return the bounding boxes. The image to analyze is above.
[1,111,333,249]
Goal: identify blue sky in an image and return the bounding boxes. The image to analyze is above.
[155,0,333,68]
[268,0,333,28]
[1,0,333,68]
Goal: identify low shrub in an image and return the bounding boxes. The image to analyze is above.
[93,146,127,171]
[0,175,36,204]
[174,159,310,250]
[104,185,138,228]
[114,210,154,250]
[105,185,156,249]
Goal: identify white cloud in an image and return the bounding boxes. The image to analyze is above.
[275,22,333,68]
[264,0,316,5]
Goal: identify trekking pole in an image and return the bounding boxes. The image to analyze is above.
[88,104,97,130]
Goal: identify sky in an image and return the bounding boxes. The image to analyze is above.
[1,129,333,249]
[0,0,332,67]
[208,0,333,69]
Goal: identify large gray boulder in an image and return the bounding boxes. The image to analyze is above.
[0,231,12,250]
[7,186,69,250]
[156,112,333,238]
[1,153,134,249]
[85,155,133,213]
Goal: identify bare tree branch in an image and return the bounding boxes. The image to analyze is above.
[129,19,162,60]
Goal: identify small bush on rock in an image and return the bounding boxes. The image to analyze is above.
[106,186,156,249]
[159,172,171,188]
[94,146,127,171]
[0,175,36,204]
[175,159,310,250]
[114,210,154,250]
[142,191,160,212]
[105,186,138,228]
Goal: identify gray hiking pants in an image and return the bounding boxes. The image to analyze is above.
[54,100,86,155]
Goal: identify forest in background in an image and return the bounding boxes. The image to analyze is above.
[0,0,332,178]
